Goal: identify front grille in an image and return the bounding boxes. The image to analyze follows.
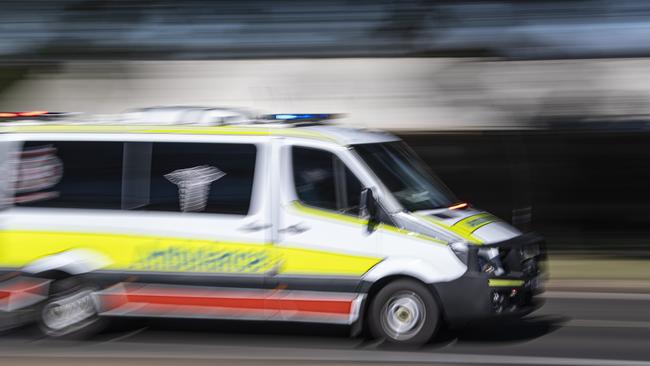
[499,237,547,279]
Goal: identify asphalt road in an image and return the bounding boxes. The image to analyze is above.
[0,291,649,366]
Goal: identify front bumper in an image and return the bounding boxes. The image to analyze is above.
[432,272,542,327]
[432,233,546,327]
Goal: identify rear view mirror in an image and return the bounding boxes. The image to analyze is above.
[360,188,379,233]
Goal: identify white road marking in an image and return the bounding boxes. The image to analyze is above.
[566,319,650,330]
[100,326,148,343]
[544,291,650,301]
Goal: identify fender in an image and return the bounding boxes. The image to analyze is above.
[362,257,466,285]
[22,248,111,276]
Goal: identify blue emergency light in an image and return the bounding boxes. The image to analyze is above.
[265,114,338,122]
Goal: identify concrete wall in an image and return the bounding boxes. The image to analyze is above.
[3,58,650,130]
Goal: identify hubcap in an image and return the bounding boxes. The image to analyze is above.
[42,289,96,332]
[380,292,426,341]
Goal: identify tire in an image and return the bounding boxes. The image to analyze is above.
[38,277,105,339]
[368,279,440,345]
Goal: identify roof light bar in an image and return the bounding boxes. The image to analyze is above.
[264,114,338,122]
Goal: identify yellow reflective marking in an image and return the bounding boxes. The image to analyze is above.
[0,230,277,274]
[273,128,338,142]
[3,124,338,143]
[453,213,500,235]
[488,279,524,287]
[290,201,446,245]
[0,230,383,277]
[278,246,381,276]
[3,125,145,133]
[145,127,269,136]
[379,224,446,245]
[417,214,481,244]
[290,201,367,226]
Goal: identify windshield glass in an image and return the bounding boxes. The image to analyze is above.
[353,141,458,211]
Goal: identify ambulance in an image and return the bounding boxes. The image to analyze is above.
[0,109,545,344]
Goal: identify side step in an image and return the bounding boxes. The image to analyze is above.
[94,283,364,324]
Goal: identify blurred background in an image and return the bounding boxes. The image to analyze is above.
[1,0,650,364]
[4,0,650,256]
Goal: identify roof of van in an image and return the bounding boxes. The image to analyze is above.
[0,123,399,146]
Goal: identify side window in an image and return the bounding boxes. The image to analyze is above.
[12,140,257,215]
[15,141,123,209]
[143,142,257,215]
[344,163,362,212]
[0,141,17,210]
[292,146,363,215]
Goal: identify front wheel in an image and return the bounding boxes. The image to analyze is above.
[368,279,440,345]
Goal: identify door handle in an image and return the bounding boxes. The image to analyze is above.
[279,223,310,235]
[238,222,271,232]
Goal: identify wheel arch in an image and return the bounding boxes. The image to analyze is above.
[22,248,111,277]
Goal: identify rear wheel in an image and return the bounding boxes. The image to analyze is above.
[38,277,104,338]
[368,279,440,345]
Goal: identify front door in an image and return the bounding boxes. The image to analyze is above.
[273,142,382,323]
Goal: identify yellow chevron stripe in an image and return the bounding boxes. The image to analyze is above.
[290,201,446,245]
[417,214,482,244]
[3,124,339,143]
[0,229,379,277]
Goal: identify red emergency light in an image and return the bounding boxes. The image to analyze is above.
[448,202,469,210]
[0,111,49,118]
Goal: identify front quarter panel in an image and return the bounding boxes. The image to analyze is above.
[364,228,467,284]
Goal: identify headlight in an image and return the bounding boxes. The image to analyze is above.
[478,256,496,274]
[478,247,505,276]
[451,243,505,276]
[450,242,469,265]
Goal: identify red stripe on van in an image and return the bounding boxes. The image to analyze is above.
[125,293,351,314]
[95,284,355,317]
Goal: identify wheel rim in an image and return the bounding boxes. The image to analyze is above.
[42,289,96,332]
[380,291,426,341]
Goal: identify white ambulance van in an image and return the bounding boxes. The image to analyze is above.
[0,109,545,344]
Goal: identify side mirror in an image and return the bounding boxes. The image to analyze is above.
[360,188,379,233]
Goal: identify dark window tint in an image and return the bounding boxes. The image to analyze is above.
[344,164,362,213]
[144,142,256,215]
[15,141,123,209]
[353,142,457,211]
[292,147,362,215]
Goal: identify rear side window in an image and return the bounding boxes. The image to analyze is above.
[15,141,123,209]
[292,146,362,215]
[143,142,257,215]
[13,140,258,215]
[0,141,19,210]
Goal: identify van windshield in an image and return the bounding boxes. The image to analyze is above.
[352,141,457,212]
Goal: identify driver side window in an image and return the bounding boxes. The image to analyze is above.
[292,146,362,215]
